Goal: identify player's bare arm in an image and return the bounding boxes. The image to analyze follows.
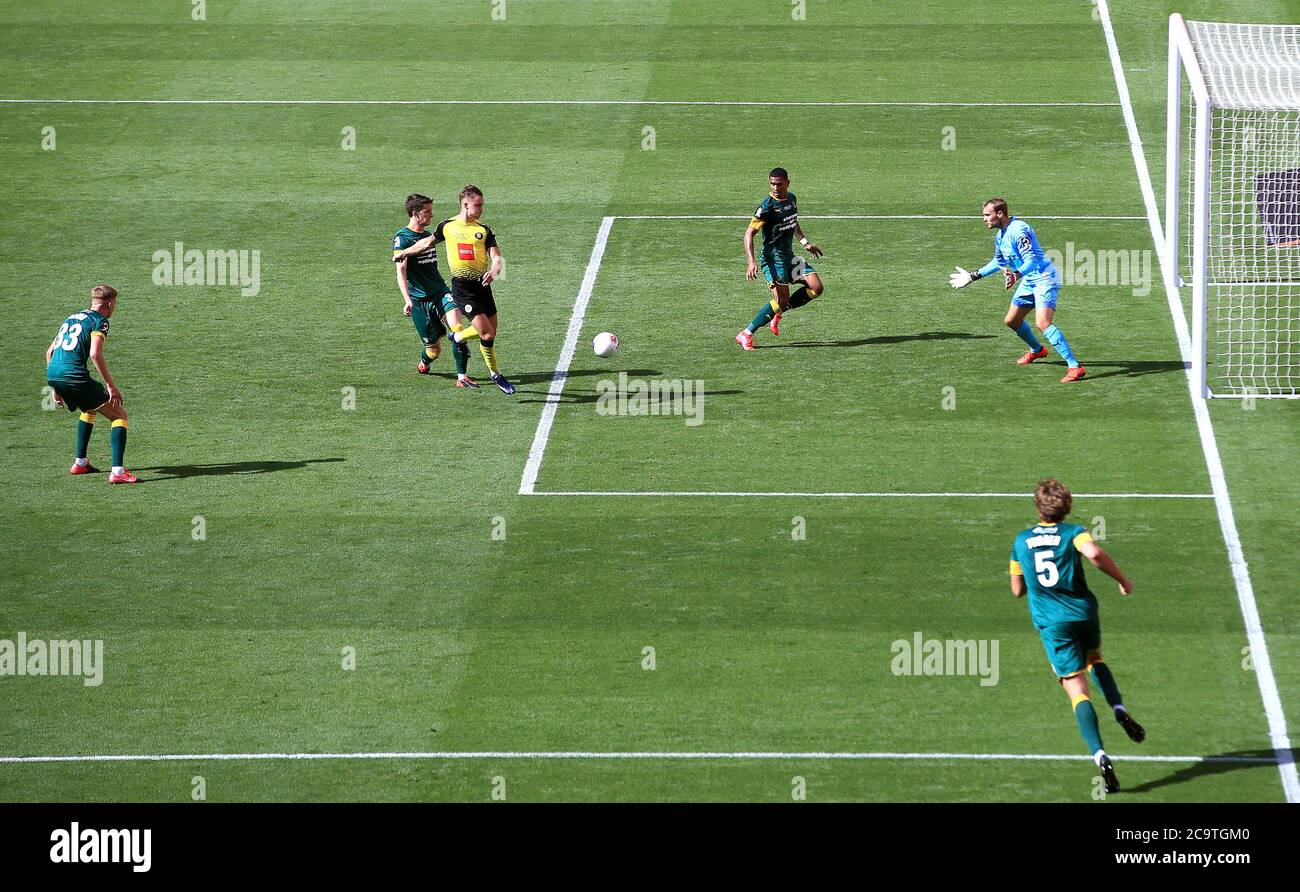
[793,222,823,258]
[743,224,759,280]
[482,245,502,286]
[1078,540,1134,595]
[88,333,121,409]
[1010,573,1027,598]
[394,256,413,316]
[394,234,437,260]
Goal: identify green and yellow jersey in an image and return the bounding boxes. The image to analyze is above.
[433,217,498,286]
[1010,521,1099,628]
[392,226,449,301]
[750,191,800,259]
[47,309,109,381]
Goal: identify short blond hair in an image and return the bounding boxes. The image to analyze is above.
[1034,478,1072,523]
[91,284,117,302]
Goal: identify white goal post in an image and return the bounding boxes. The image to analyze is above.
[1166,14,1300,399]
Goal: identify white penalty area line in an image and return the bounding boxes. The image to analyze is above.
[517,213,1149,495]
[0,751,1278,765]
[1097,0,1299,804]
[519,216,615,495]
[614,214,1146,221]
[530,491,1214,499]
[0,98,1120,108]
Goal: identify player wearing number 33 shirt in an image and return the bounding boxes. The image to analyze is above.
[1007,478,1144,793]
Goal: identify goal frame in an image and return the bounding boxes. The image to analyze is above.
[1165,13,1213,399]
[1166,13,1300,400]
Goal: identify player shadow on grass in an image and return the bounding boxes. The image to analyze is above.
[429,368,663,387]
[135,457,345,481]
[1038,359,1187,381]
[758,330,996,349]
[520,386,746,406]
[1123,749,1294,795]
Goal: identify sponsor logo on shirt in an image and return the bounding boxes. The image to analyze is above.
[458,243,476,261]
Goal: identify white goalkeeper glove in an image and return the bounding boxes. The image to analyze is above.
[948,266,980,289]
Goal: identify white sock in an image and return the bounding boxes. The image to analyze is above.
[1093,750,1107,766]
[75,457,89,467]
[1114,704,1128,715]
[112,466,124,475]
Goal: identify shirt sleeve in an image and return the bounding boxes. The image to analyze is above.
[1012,224,1042,276]
[432,220,448,244]
[1009,543,1022,575]
[978,258,1002,277]
[1072,530,1094,549]
[93,318,109,339]
[484,225,498,250]
[750,199,769,230]
[392,231,411,259]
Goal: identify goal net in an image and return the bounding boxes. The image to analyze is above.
[1166,15,1300,398]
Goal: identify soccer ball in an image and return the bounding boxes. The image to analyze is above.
[593,332,619,358]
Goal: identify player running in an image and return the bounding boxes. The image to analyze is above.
[45,285,137,484]
[395,185,513,395]
[393,193,475,387]
[1008,479,1145,793]
[949,198,1086,382]
[736,167,826,350]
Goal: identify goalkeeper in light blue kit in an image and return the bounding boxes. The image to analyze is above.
[949,198,1086,382]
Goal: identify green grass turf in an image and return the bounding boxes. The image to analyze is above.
[0,0,1296,802]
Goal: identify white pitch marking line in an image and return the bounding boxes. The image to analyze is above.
[529,491,1215,499]
[0,98,1121,108]
[519,216,614,495]
[614,214,1147,221]
[1097,0,1299,804]
[0,751,1277,765]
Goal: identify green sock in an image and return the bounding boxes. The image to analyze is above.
[747,301,776,334]
[1072,694,1104,755]
[453,340,469,376]
[76,415,95,459]
[1091,663,1124,710]
[110,420,127,467]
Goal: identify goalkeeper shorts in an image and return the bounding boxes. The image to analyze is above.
[1011,280,1059,309]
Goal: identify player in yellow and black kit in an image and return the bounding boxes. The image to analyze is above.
[395,185,514,394]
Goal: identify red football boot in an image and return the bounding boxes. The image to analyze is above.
[108,468,139,484]
[769,313,782,336]
[1061,366,1087,383]
[1016,347,1049,365]
[70,462,100,475]
[735,330,755,351]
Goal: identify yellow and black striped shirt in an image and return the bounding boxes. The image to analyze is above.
[433,217,498,283]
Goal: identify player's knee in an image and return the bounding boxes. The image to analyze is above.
[1004,316,1020,328]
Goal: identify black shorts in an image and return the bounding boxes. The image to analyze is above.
[49,377,109,413]
[450,279,497,319]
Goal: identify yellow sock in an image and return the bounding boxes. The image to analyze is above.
[424,345,437,360]
[452,323,480,342]
[479,341,500,374]
[769,298,781,313]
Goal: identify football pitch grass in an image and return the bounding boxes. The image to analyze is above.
[1,0,1297,802]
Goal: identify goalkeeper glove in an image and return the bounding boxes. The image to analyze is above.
[949,266,982,289]
[1004,269,1021,290]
